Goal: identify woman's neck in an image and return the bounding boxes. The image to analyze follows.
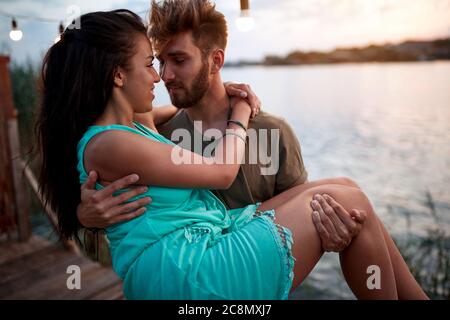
[94,99,135,127]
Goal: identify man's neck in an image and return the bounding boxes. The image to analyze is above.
[185,80,230,131]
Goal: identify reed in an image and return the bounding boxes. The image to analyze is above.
[394,190,450,300]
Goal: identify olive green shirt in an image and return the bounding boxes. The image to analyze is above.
[157,110,308,209]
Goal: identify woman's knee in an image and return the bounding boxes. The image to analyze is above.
[334,176,360,189]
[305,184,374,219]
[339,187,378,226]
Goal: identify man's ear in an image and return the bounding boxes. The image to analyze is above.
[113,67,126,87]
[210,49,225,74]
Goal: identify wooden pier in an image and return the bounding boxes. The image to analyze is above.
[0,55,123,300]
[0,235,123,300]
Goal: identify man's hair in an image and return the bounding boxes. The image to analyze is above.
[149,0,228,55]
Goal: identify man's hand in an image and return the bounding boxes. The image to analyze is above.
[310,194,366,252]
[224,82,261,118]
[77,171,152,228]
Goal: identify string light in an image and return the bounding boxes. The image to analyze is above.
[3,5,257,43]
[236,0,255,32]
[9,18,23,41]
[1,9,149,44]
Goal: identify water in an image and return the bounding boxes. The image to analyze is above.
[154,61,450,299]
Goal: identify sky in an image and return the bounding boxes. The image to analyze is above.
[0,0,449,64]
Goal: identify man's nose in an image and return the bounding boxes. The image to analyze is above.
[160,64,175,82]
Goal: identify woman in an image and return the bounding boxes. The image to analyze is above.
[36,10,427,300]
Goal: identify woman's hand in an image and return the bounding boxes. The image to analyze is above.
[224,82,261,118]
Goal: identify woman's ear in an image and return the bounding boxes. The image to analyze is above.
[210,49,225,74]
[113,67,125,87]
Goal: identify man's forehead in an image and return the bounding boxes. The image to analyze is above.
[157,32,199,57]
[159,49,189,57]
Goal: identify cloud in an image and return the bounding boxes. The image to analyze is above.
[225,0,450,61]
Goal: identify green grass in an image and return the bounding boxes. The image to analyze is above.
[394,190,450,299]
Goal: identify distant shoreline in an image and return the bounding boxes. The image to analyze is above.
[224,59,450,69]
[225,38,450,68]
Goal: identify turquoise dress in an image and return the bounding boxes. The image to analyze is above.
[77,122,295,300]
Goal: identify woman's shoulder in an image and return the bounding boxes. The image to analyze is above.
[78,125,155,182]
[76,126,139,183]
[85,125,150,156]
[77,124,140,154]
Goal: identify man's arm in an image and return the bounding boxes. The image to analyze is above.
[77,171,152,228]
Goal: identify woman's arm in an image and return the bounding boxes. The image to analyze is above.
[133,105,179,128]
[152,105,179,125]
[85,100,251,190]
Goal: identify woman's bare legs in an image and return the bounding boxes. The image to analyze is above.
[375,216,428,299]
[259,184,406,299]
[258,178,428,299]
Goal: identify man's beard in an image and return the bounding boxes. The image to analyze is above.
[165,61,210,109]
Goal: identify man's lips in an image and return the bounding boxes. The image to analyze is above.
[167,86,182,94]
[166,82,183,90]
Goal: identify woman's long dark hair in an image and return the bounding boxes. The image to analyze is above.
[35,10,147,239]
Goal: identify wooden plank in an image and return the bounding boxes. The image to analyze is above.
[21,162,81,255]
[88,282,124,300]
[2,257,98,299]
[8,118,31,241]
[56,266,121,300]
[0,57,17,241]
[0,56,30,241]
[0,233,122,300]
[17,261,120,300]
[0,234,52,265]
[0,56,14,118]
[0,245,79,286]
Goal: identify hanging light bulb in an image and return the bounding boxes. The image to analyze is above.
[9,18,23,41]
[236,0,255,32]
[54,22,64,43]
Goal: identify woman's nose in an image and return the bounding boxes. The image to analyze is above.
[152,68,161,83]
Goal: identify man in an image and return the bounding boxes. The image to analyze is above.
[77,0,365,254]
